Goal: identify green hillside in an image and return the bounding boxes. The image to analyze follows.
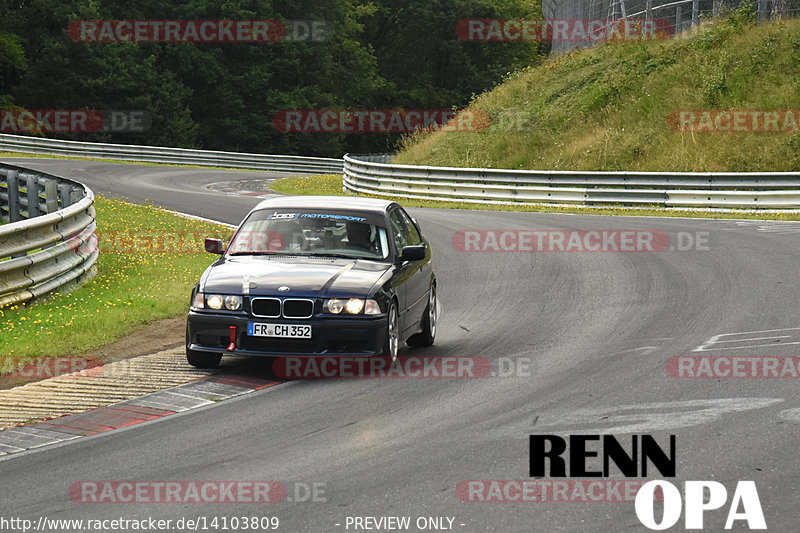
[394,8,800,172]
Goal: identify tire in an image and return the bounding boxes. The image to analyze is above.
[185,323,222,368]
[382,301,399,361]
[407,283,436,347]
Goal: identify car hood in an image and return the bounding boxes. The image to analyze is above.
[200,256,392,298]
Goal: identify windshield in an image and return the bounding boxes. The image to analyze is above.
[227,209,390,260]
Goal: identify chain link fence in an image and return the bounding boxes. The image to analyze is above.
[543,0,798,52]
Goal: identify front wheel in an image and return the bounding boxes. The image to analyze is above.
[382,301,399,361]
[407,283,436,347]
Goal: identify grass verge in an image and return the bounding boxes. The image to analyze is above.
[394,11,800,173]
[0,196,232,359]
[270,174,800,220]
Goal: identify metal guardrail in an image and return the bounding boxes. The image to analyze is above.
[343,154,800,209]
[0,134,343,174]
[0,164,98,307]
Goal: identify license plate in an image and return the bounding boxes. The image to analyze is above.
[247,323,312,339]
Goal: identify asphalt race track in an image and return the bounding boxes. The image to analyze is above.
[2,159,800,532]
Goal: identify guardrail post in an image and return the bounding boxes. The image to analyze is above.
[691,0,699,26]
[70,186,82,205]
[44,179,58,213]
[58,183,73,208]
[7,170,20,222]
[25,174,40,218]
[758,0,767,21]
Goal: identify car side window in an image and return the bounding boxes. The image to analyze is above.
[399,209,421,245]
[389,209,409,252]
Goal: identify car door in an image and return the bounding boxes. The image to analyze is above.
[388,207,429,336]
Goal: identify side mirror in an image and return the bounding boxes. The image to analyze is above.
[205,238,224,254]
[400,244,425,262]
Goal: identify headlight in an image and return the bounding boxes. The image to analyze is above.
[206,294,224,310]
[324,298,344,314]
[323,298,382,315]
[204,294,243,311]
[224,295,243,311]
[345,298,364,314]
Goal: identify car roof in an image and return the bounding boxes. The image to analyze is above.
[251,195,396,214]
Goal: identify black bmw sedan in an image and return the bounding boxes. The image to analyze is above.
[186,196,437,368]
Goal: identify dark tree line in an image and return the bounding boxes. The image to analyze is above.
[0,0,540,156]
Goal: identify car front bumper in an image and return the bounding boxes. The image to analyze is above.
[187,310,387,357]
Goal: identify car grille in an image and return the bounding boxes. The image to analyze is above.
[283,299,314,319]
[239,337,317,354]
[251,298,281,318]
[238,337,369,355]
[250,297,314,319]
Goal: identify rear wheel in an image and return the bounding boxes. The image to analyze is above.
[382,301,399,361]
[185,323,222,368]
[407,283,436,347]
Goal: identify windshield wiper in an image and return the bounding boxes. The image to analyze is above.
[303,252,367,260]
[227,251,283,256]
[228,251,375,260]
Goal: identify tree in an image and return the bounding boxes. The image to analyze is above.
[0,0,542,156]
